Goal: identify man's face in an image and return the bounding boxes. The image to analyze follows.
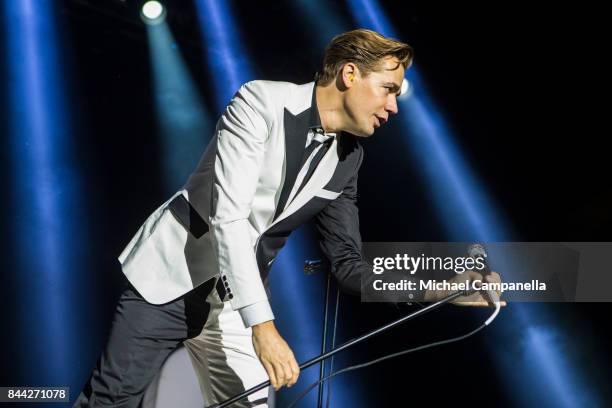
[342,57,404,137]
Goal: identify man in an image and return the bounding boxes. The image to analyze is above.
[75,29,498,407]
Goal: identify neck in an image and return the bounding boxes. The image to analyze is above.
[315,83,348,134]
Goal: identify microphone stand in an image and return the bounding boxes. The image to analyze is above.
[319,271,331,407]
[206,289,467,408]
[302,259,334,408]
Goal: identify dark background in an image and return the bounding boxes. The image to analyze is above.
[1,0,610,406]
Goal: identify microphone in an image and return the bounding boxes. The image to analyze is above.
[467,243,502,310]
[467,243,492,276]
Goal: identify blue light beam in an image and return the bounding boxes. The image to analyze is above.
[348,0,509,241]
[192,3,336,406]
[3,0,88,387]
[146,21,212,193]
[194,0,255,112]
[291,0,351,46]
[347,1,597,406]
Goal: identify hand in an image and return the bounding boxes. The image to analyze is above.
[449,271,504,307]
[424,270,504,307]
[252,321,300,391]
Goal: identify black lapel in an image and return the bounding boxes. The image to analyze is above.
[274,108,310,220]
[274,85,324,221]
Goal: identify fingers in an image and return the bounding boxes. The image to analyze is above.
[276,362,290,391]
[287,355,300,387]
[466,270,501,283]
[281,362,293,388]
[466,270,503,298]
[452,271,506,307]
[264,359,285,391]
[454,299,508,307]
[252,328,300,391]
[278,353,300,388]
[448,268,509,308]
[270,356,299,390]
[484,272,502,299]
[485,271,501,284]
[262,360,279,390]
[453,300,491,307]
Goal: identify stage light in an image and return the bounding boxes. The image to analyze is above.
[141,1,165,24]
[398,78,412,101]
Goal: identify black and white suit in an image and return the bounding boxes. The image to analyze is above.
[118,80,368,327]
[76,80,370,407]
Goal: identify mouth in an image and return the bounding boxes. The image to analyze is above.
[374,115,387,127]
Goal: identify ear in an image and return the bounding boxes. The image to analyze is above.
[340,63,358,89]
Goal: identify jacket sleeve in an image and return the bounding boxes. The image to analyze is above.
[315,146,370,295]
[208,81,274,328]
[315,146,425,301]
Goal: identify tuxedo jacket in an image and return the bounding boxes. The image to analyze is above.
[118,80,370,327]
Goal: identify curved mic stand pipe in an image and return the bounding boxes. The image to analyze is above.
[206,287,501,408]
[287,289,501,408]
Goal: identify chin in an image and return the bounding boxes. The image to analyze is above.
[351,131,373,138]
[353,125,375,138]
[363,127,376,137]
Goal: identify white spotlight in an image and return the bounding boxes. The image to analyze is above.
[398,78,413,101]
[141,1,165,24]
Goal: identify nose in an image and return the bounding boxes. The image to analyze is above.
[385,94,398,115]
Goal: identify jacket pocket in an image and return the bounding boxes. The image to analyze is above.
[314,188,343,200]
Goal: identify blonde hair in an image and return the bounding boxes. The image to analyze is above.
[315,29,413,86]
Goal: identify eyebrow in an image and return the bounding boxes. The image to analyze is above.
[384,82,402,95]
